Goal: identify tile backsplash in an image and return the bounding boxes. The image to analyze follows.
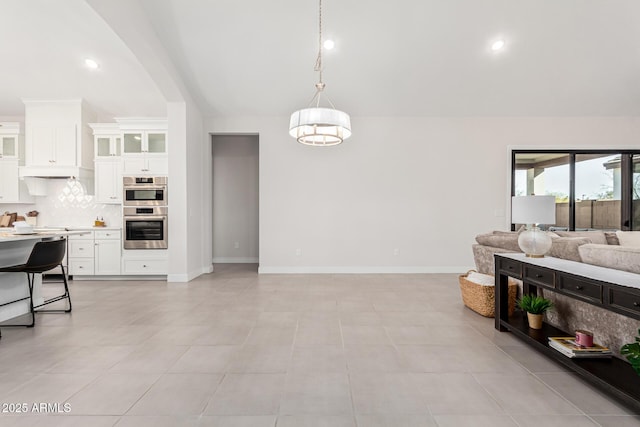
[1,179,121,228]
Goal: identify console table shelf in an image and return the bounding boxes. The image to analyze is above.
[495,253,640,413]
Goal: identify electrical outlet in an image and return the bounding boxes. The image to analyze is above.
[234,241,240,249]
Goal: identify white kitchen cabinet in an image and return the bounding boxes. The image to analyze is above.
[117,118,168,176]
[122,132,166,155]
[122,249,168,275]
[28,124,77,166]
[68,231,95,275]
[68,229,122,276]
[90,124,122,204]
[0,123,33,204]
[0,135,18,159]
[94,230,121,275]
[0,160,19,202]
[122,156,168,175]
[91,124,121,158]
[94,160,122,204]
[23,100,95,170]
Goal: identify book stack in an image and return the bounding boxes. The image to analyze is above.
[548,337,612,358]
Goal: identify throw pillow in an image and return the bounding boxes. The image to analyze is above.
[604,232,620,246]
[548,237,592,262]
[554,230,608,245]
[475,233,521,252]
[616,231,640,247]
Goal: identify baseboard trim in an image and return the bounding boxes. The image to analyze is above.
[257,266,472,274]
[213,257,259,264]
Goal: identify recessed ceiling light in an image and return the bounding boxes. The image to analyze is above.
[491,39,506,51]
[84,58,99,69]
[323,40,335,50]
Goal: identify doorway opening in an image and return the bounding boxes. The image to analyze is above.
[211,134,259,272]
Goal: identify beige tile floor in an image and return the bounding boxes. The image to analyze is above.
[0,264,638,426]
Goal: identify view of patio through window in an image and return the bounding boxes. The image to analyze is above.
[512,151,640,231]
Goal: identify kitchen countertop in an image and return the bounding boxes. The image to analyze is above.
[0,230,89,243]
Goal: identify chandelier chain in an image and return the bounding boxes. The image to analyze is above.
[314,0,323,85]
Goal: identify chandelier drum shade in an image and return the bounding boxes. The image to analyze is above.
[289,107,351,146]
[289,0,351,146]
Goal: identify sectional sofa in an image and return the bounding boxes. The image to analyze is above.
[471,229,640,356]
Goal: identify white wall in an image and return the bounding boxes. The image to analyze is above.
[212,135,259,263]
[206,115,640,273]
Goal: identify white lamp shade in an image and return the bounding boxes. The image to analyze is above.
[511,195,556,225]
[289,107,352,146]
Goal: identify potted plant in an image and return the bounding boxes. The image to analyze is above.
[621,329,640,376]
[516,294,553,329]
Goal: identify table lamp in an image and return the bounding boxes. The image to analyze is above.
[511,195,556,258]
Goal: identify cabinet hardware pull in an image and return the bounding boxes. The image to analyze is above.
[143,264,147,268]
[634,302,640,307]
[507,266,513,270]
[535,274,543,278]
[576,286,583,290]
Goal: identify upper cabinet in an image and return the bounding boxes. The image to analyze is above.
[89,123,122,204]
[90,123,121,158]
[0,123,19,159]
[117,118,168,175]
[122,132,166,155]
[0,122,33,204]
[23,100,96,169]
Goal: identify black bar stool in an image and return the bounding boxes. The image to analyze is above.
[0,238,72,338]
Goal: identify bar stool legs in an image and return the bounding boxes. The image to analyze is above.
[34,265,72,314]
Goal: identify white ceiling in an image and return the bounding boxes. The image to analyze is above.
[0,0,166,119]
[3,0,640,118]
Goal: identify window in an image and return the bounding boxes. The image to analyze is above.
[511,150,640,231]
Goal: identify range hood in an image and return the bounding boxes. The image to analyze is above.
[19,166,94,197]
[19,165,93,180]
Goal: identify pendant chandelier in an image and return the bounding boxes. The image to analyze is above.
[289,0,351,146]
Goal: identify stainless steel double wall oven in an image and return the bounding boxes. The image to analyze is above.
[123,177,168,249]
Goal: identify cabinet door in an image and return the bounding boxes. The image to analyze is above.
[146,157,168,175]
[95,137,112,157]
[29,125,55,165]
[95,161,122,203]
[53,125,77,165]
[123,133,143,154]
[147,133,166,153]
[1,136,17,158]
[122,157,147,174]
[95,239,121,275]
[0,160,19,202]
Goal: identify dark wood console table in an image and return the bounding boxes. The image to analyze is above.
[495,253,640,412]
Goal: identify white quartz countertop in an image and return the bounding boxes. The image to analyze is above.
[497,252,640,290]
[0,230,88,243]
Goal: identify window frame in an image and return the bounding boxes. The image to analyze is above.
[511,149,638,231]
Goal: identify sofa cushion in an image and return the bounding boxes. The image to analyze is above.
[578,244,640,274]
[548,237,592,262]
[615,231,640,247]
[554,230,608,245]
[475,233,521,252]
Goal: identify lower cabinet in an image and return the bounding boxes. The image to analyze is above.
[94,230,121,275]
[122,249,168,275]
[68,229,121,276]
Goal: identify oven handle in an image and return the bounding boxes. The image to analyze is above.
[123,216,168,221]
[124,185,167,191]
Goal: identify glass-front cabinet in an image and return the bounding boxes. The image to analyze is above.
[0,136,17,158]
[0,122,19,159]
[122,132,166,155]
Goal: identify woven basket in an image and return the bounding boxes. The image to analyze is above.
[459,270,517,318]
